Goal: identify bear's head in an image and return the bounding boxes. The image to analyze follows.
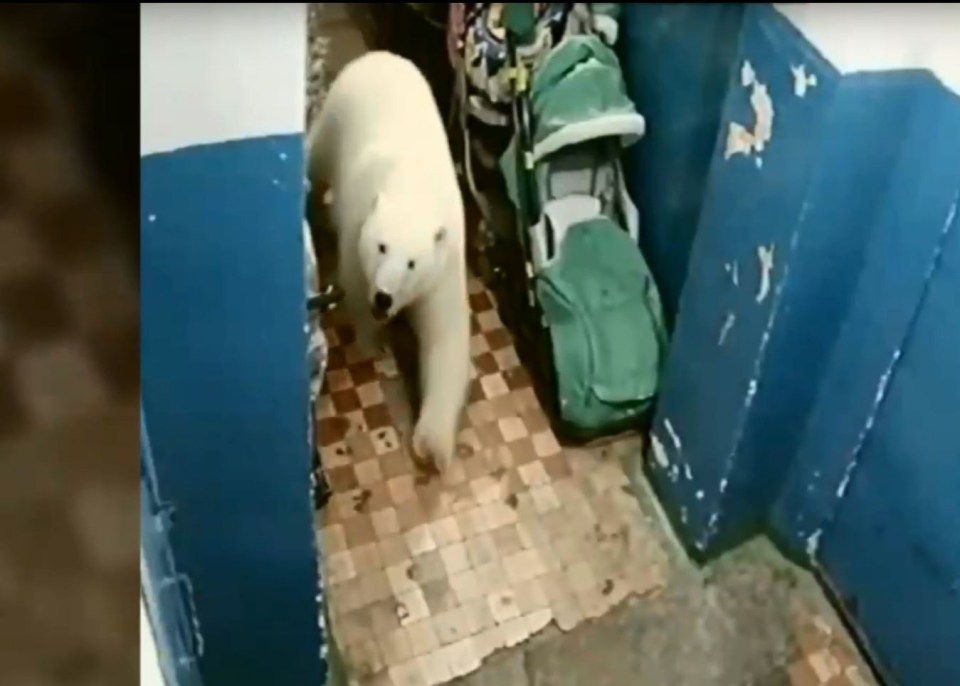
[358,189,453,321]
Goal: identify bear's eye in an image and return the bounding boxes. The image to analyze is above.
[378,243,387,255]
[407,260,416,270]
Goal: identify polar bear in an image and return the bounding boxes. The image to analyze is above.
[307,51,471,470]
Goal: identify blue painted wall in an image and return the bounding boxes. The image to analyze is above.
[619,3,746,323]
[624,5,960,685]
[141,136,326,686]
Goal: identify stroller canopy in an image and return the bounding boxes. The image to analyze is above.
[501,34,646,203]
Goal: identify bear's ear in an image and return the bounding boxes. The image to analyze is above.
[434,226,447,244]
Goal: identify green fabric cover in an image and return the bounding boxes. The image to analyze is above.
[536,218,666,432]
[500,34,646,206]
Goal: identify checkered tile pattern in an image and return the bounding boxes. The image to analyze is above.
[315,276,669,685]
[0,32,138,684]
[787,612,876,686]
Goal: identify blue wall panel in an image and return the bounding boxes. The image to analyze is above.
[771,76,960,556]
[619,3,746,322]
[624,5,960,684]
[644,6,841,555]
[141,135,326,686]
[820,201,960,685]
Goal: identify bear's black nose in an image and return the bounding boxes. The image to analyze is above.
[372,290,393,315]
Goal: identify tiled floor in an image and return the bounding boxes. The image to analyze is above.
[315,277,669,685]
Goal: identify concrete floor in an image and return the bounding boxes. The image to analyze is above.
[309,6,879,686]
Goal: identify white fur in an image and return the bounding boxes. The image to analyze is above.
[307,52,470,470]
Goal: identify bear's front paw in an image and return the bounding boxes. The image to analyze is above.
[412,417,455,472]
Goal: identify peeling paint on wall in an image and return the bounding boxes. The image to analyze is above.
[756,244,776,303]
[650,434,670,468]
[791,63,818,97]
[664,418,683,451]
[724,60,776,162]
[724,261,740,286]
[719,312,736,346]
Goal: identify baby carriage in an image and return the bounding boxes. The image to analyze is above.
[458,4,667,441]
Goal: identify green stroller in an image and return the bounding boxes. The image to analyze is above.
[492,7,667,441]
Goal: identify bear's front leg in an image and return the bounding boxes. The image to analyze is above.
[411,290,471,471]
[338,237,382,359]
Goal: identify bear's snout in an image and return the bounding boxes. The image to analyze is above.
[371,290,393,320]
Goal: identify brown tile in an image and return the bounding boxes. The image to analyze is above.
[350,359,378,385]
[354,542,384,574]
[318,415,350,448]
[369,597,403,636]
[361,569,392,605]
[464,453,490,481]
[342,637,383,678]
[365,482,393,514]
[326,368,352,392]
[345,436,376,463]
[363,403,393,431]
[509,437,539,466]
[503,365,532,391]
[396,498,426,531]
[469,290,493,312]
[466,398,496,427]
[489,394,516,420]
[378,535,410,567]
[542,452,574,481]
[511,387,540,414]
[344,515,376,548]
[327,465,359,492]
[486,327,512,351]
[381,449,411,479]
[474,352,499,376]
[331,388,362,414]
